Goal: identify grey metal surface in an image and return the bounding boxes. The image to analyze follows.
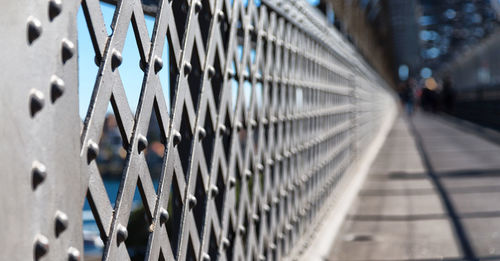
[0,0,395,260]
[0,1,83,260]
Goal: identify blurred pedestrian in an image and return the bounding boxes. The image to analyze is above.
[441,76,455,113]
[400,79,415,116]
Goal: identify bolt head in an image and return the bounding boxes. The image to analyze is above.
[238,225,246,235]
[198,127,206,140]
[194,0,202,13]
[116,224,128,243]
[32,160,47,189]
[55,210,69,237]
[48,0,62,21]
[183,62,192,75]
[50,75,65,103]
[61,39,75,64]
[29,89,45,117]
[154,56,163,73]
[34,234,49,259]
[207,66,215,78]
[210,185,219,197]
[244,169,252,180]
[218,124,227,134]
[27,17,42,44]
[217,11,225,21]
[67,247,80,261]
[222,238,230,248]
[87,140,99,163]
[137,134,148,153]
[172,130,182,146]
[228,177,236,188]
[188,195,197,208]
[159,208,169,224]
[111,49,122,70]
[235,121,243,131]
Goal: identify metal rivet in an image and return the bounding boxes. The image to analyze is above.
[172,130,182,146]
[55,210,69,237]
[263,204,270,212]
[202,253,211,261]
[235,121,243,131]
[228,177,236,188]
[87,140,99,163]
[111,49,122,70]
[227,69,236,78]
[218,124,227,134]
[137,134,148,153]
[27,17,42,44]
[139,59,147,72]
[48,0,62,21]
[154,56,163,73]
[188,194,197,208]
[250,120,257,127]
[272,197,279,204]
[67,247,80,261]
[222,238,230,248]
[160,208,169,224]
[50,75,65,103]
[238,225,246,235]
[94,55,102,67]
[269,243,276,250]
[258,255,266,261]
[259,30,267,39]
[252,214,259,222]
[32,160,47,189]
[277,232,284,239]
[198,127,206,140]
[29,89,45,117]
[244,169,252,180]
[210,185,219,197]
[183,62,192,75]
[61,39,75,64]
[34,234,49,259]
[257,164,264,171]
[217,11,225,21]
[207,66,215,78]
[194,0,202,13]
[116,224,128,243]
[267,159,274,165]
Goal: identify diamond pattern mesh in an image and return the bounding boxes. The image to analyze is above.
[77,0,395,260]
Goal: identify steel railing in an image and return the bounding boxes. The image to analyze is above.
[0,0,395,260]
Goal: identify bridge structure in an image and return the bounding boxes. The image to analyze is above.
[1,0,499,261]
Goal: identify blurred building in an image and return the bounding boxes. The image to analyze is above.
[418,0,499,73]
[386,0,420,79]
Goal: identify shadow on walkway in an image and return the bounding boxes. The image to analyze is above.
[328,112,500,261]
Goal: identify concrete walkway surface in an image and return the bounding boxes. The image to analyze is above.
[328,112,500,261]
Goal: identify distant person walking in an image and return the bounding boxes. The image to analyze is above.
[441,76,455,113]
[400,79,415,116]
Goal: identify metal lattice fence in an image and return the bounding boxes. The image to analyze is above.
[0,0,395,260]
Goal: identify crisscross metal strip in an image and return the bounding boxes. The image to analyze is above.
[0,0,395,260]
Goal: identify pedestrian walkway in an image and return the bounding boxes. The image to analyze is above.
[328,112,500,261]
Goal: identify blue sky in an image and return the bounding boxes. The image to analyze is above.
[78,1,310,119]
[78,2,165,118]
